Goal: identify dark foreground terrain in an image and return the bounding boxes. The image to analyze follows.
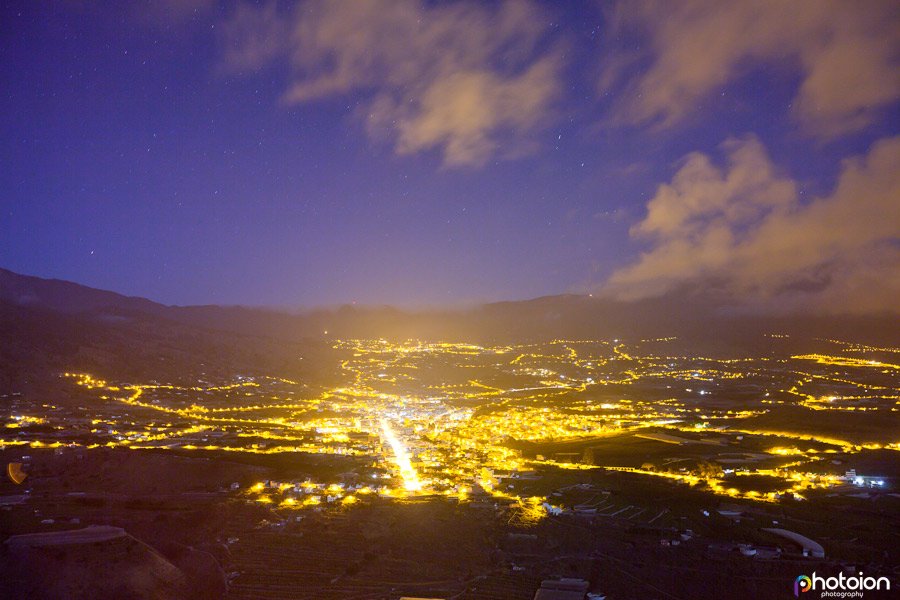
[2,445,897,600]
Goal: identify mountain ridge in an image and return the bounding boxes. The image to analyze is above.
[2,267,898,346]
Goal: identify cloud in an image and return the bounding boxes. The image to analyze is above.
[601,0,900,137]
[219,2,289,72]
[219,0,562,167]
[605,135,900,314]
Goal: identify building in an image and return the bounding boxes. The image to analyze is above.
[534,578,590,600]
[762,528,825,558]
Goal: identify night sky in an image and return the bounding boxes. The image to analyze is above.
[2,1,898,312]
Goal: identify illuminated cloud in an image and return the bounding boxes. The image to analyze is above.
[219,2,288,71]
[605,135,900,313]
[602,0,900,137]
[220,0,561,167]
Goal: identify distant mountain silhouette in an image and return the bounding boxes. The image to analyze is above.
[2,267,898,352]
[0,267,310,341]
[0,267,166,315]
[0,268,339,392]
